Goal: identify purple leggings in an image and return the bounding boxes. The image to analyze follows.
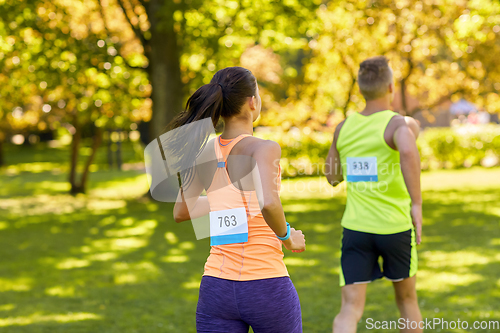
[196,276,302,333]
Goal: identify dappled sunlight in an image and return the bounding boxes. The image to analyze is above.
[303,244,330,253]
[284,257,318,267]
[0,304,16,312]
[421,167,500,191]
[0,195,86,219]
[329,267,340,275]
[161,238,197,263]
[310,223,335,233]
[38,181,71,192]
[45,286,76,297]
[446,295,477,307]
[491,238,500,246]
[182,280,201,289]
[114,273,139,285]
[0,277,33,292]
[104,220,157,238]
[84,252,118,262]
[0,171,72,197]
[486,206,500,218]
[160,237,197,263]
[161,255,190,263]
[3,162,66,174]
[0,312,102,327]
[56,258,91,270]
[89,173,149,199]
[112,261,161,284]
[165,232,179,244]
[424,190,500,205]
[178,241,195,250]
[417,270,484,292]
[98,215,118,227]
[282,202,335,212]
[86,199,127,212]
[113,261,160,275]
[420,250,494,268]
[89,237,148,252]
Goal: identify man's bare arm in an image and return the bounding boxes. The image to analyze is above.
[394,124,422,244]
[325,121,345,186]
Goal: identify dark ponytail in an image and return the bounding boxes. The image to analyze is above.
[170,83,225,130]
[171,66,257,130]
[164,67,257,187]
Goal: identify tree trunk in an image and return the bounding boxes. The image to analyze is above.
[79,128,102,194]
[400,57,414,116]
[107,130,113,168]
[69,121,81,194]
[342,76,356,116]
[146,0,184,140]
[400,79,407,116]
[0,136,4,167]
[116,129,122,170]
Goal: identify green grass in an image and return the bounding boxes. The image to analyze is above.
[1,146,500,332]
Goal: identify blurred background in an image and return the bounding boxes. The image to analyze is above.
[1,0,499,332]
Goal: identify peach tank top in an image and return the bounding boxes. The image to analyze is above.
[203,134,289,281]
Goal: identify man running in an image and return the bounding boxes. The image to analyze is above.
[325,56,423,333]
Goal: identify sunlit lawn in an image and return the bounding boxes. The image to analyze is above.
[1,144,500,332]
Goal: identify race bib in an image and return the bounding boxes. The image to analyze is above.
[346,157,378,182]
[209,207,248,246]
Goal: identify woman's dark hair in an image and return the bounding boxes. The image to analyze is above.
[171,66,257,129]
[163,67,257,188]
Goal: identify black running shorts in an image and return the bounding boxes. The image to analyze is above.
[339,228,418,286]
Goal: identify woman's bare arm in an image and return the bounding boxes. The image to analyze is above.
[173,170,210,223]
[252,140,305,252]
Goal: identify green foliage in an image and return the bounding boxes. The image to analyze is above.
[418,125,500,170]
[256,129,332,177]
[294,0,500,131]
[0,0,149,136]
[175,0,320,90]
[256,125,500,177]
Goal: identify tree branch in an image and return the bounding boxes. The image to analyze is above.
[409,88,465,116]
[98,0,148,71]
[342,75,356,116]
[338,51,357,116]
[116,0,147,47]
[136,0,147,9]
[97,0,112,37]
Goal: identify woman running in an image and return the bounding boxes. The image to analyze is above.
[172,66,306,333]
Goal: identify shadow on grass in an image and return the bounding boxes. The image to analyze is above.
[0,197,207,333]
[0,182,499,332]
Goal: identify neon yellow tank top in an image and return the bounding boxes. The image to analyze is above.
[337,110,412,234]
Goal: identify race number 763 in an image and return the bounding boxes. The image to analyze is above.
[209,207,248,246]
[219,215,237,227]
